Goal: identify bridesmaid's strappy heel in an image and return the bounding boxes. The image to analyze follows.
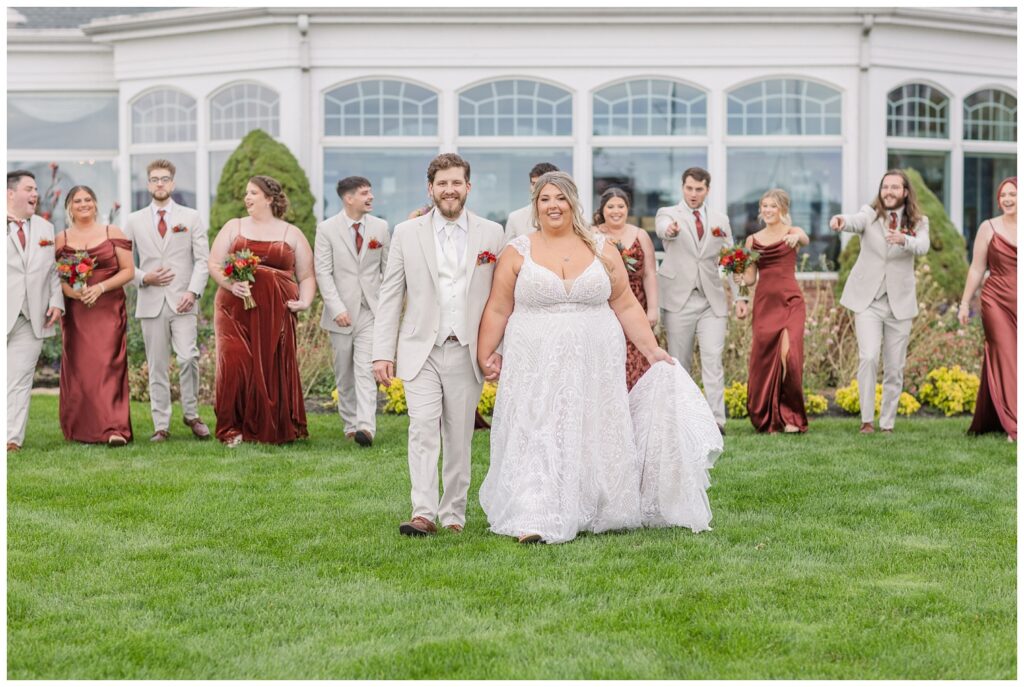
[517,534,542,544]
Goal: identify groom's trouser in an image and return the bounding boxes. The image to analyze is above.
[403,340,482,527]
[854,296,912,429]
[662,290,727,426]
[140,302,200,432]
[328,307,376,436]
[7,315,44,446]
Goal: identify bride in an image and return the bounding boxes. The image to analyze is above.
[477,172,723,544]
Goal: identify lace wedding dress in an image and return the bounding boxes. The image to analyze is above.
[479,234,723,544]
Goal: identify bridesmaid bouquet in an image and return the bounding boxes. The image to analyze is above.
[613,241,639,273]
[56,250,96,292]
[718,245,759,297]
[223,248,261,310]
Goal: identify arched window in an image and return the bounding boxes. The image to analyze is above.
[593,79,706,136]
[886,83,948,138]
[324,79,438,137]
[964,89,1017,142]
[210,83,280,140]
[459,79,572,136]
[727,79,841,136]
[131,88,197,144]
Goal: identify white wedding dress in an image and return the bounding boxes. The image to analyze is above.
[479,234,723,544]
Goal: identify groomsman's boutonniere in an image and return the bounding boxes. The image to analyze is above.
[171,224,188,234]
[38,239,54,247]
[899,225,917,237]
[367,238,383,250]
[476,250,497,266]
[711,227,726,239]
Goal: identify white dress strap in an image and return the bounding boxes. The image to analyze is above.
[507,234,531,258]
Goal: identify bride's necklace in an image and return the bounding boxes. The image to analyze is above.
[541,232,574,262]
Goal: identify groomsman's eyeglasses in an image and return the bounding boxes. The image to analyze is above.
[148,176,173,185]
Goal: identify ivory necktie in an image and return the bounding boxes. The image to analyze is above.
[353,222,363,253]
[443,222,458,267]
[693,209,705,241]
[158,209,168,238]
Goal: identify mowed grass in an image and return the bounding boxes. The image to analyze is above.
[7,395,1016,679]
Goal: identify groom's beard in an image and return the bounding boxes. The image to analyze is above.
[433,193,467,220]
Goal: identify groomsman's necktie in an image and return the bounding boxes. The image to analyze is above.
[443,222,458,267]
[353,222,363,253]
[693,209,705,241]
[157,209,167,238]
[9,218,26,249]
[888,212,898,231]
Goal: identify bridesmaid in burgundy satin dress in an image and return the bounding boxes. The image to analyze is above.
[207,176,317,446]
[737,189,809,433]
[960,176,1017,441]
[55,186,135,445]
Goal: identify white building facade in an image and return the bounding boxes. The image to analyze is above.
[7,6,1017,267]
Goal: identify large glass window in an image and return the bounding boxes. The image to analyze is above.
[210,83,280,140]
[322,149,437,229]
[593,79,706,136]
[592,147,707,250]
[727,79,841,136]
[131,88,197,144]
[886,149,949,208]
[8,93,118,149]
[6,159,118,231]
[726,148,842,268]
[886,83,948,139]
[324,80,438,137]
[963,89,1017,142]
[964,153,1017,253]
[459,79,572,136]
[456,148,573,226]
[130,153,197,212]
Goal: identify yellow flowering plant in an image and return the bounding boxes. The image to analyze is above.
[724,381,748,419]
[918,366,980,416]
[835,379,921,416]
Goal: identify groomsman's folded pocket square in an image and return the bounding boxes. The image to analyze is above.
[711,227,726,238]
[368,238,383,249]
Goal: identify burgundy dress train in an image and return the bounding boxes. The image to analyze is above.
[214,234,308,444]
[58,235,134,443]
[746,238,808,433]
[623,235,652,391]
[968,230,1017,440]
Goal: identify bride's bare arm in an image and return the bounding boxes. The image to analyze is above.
[477,247,522,375]
[606,243,671,364]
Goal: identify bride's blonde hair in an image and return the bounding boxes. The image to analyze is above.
[530,171,614,278]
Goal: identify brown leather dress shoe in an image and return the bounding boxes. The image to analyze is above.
[399,516,437,537]
[354,429,373,447]
[184,416,211,440]
[445,524,463,533]
[151,429,170,443]
[7,442,21,453]
[881,428,894,434]
[859,422,874,434]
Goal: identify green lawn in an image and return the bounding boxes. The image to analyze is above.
[7,395,1016,679]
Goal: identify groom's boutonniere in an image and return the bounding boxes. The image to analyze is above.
[899,225,917,237]
[711,227,726,238]
[477,250,497,265]
[38,238,54,247]
[171,224,188,234]
[367,238,383,250]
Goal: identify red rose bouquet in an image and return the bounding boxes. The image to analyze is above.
[56,250,95,292]
[223,248,261,309]
[718,244,759,297]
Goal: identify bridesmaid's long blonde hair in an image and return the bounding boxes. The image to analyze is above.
[758,188,793,226]
[530,171,614,277]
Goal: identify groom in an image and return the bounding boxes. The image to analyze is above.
[372,153,503,536]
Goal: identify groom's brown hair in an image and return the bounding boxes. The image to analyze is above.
[427,153,470,184]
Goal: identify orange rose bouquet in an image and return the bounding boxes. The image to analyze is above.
[223,248,261,309]
[56,250,95,291]
[718,244,759,297]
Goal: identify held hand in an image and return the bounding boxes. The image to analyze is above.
[829,215,844,232]
[334,311,352,327]
[667,221,680,237]
[646,310,659,328]
[732,273,745,285]
[80,284,104,307]
[481,352,503,382]
[885,229,906,246]
[145,267,175,286]
[957,303,970,327]
[286,299,309,313]
[45,306,62,327]
[176,292,197,314]
[372,360,395,387]
[734,300,749,320]
[229,281,251,299]
[783,233,800,249]
[646,347,676,366]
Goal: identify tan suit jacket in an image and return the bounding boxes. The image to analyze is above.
[315,212,390,334]
[501,205,534,246]
[655,203,736,316]
[372,210,503,383]
[7,215,63,338]
[123,204,209,318]
[838,205,930,320]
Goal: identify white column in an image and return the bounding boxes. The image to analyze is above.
[575,88,592,216]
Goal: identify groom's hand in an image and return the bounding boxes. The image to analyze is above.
[372,360,394,387]
[482,352,502,381]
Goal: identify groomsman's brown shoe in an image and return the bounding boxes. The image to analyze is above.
[150,430,170,443]
[7,442,21,453]
[345,432,356,440]
[184,416,211,440]
[445,524,463,533]
[881,428,894,434]
[859,423,874,434]
[354,430,373,447]
[399,516,437,537]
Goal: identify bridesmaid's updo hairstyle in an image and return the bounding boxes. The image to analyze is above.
[758,188,793,226]
[248,175,289,219]
[531,171,615,278]
[996,176,1017,203]
[593,187,631,226]
[64,185,99,225]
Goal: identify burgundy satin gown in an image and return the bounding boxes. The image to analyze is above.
[746,238,808,433]
[58,235,133,443]
[968,230,1017,440]
[623,235,651,391]
[214,235,308,444]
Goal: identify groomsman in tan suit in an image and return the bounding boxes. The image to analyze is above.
[831,169,930,434]
[655,167,744,432]
[315,176,390,447]
[7,170,63,452]
[501,162,559,246]
[123,160,211,441]
[373,153,503,536]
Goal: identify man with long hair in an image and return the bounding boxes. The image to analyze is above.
[830,169,930,434]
